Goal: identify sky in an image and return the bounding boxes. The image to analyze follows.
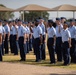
[0,0,76,19]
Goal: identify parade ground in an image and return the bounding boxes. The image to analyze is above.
[0,0,76,75]
[0,51,76,75]
[0,62,76,75]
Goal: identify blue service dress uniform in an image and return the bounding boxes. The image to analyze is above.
[39,22,46,60]
[9,25,14,53]
[68,25,76,63]
[55,24,63,62]
[12,25,18,55]
[29,26,33,51]
[74,27,76,63]
[0,25,3,61]
[75,26,76,41]
[33,25,42,62]
[18,25,27,61]
[61,28,71,65]
[23,26,28,54]
[4,24,10,54]
[47,26,56,63]
[26,26,30,53]
[2,26,5,55]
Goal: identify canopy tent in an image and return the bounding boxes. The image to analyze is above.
[51,4,76,18]
[15,4,51,11]
[0,6,14,11]
[15,4,51,21]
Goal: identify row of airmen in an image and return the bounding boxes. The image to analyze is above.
[0,17,76,66]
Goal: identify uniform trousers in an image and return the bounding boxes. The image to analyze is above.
[56,37,63,61]
[62,41,70,65]
[47,38,55,63]
[9,35,14,53]
[4,34,9,54]
[24,42,27,54]
[2,39,4,55]
[32,36,35,55]
[13,35,18,55]
[18,37,25,61]
[26,38,29,53]
[70,39,75,63]
[34,38,41,61]
[29,38,32,51]
[40,35,46,60]
[0,44,2,61]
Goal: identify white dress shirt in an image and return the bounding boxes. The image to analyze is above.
[68,25,76,39]
[33,26,42,39]
[47,26,56,38]
[56,24,63,37]
[61,28,71,42]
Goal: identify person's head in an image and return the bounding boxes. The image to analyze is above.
[55,18,61,25]
[35,19,39,26]
[28,21,32,27]
[0,20,2,26]
[8,21,12,27]
[31,22,35,27]
[48,20,53,27]
[70,19,75,26]
[39,17,44,23]
[4,20,8,25]
[18,19,22,26]
[23,22,28,27]
[11,20,15,26]
[63,22,68,29]
[52,22,56,28]
[14,20,18,26]
[61,17,66,24]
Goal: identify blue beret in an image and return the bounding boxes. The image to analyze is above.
[64,22,68,25]
[32,22,34,24]
[28,21,30,23]
[61,17,66,19]
[12,20,15,22]
[70,19,75,22]
[15,19,18,22]
[18,19,22,22]
[4,20,8,22]
[35,19,39,22]
[15,20,18,23]
[56,18,61,20]
[23,22,28,24]
[8,21,12,24]
[22,22,25,24]
[25,22,28,24]
[38,17,43,19]
[48,20,53,23]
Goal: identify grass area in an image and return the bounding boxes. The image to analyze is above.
[3,51,76,70]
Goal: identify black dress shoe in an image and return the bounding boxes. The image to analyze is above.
[0,60,2,62]
[63,63,70,66]
[42,59,45,60]
[19,59,25,61]
[35,60,41,62]
[57,60,62,62]
[50,62,56,64]
[14,54,18,55]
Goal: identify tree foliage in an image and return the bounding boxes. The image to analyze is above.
[21,11,49,21]
[0,4,14,20]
